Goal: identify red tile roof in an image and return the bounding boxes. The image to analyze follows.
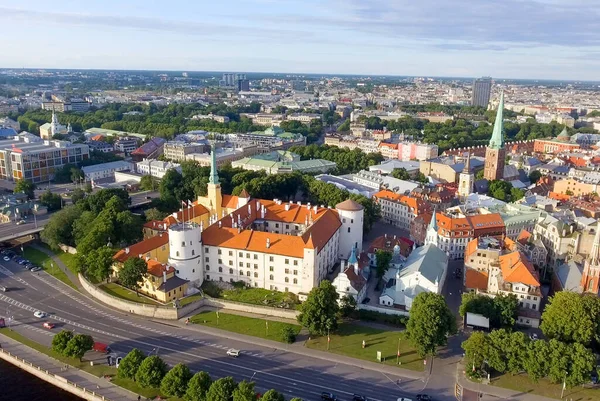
[499,251,540,287]
[113,233,169,263]
[465,269,488,291]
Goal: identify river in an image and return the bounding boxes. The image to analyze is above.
[0,359,82,401]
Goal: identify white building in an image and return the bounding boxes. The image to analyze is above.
[168,223,203,286]
[39,112,67,140]
[136,159,181,179]
[82,160,134,182]
[379,244,448,310]
[332,246,370,303]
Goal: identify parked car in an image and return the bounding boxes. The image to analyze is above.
[397,398,413,401]
[321,393,337,401]
[16,220,25,225]
[30,266,42,272]
[361,297,370,304]
[353,395,368,401]
[42,322,55,329]
[2,256,10,262]
[25,263,34,269]
[529,333,539,341]
[34,311,48,318]
[591,371,598,385]
[0,286,7,292]
[93,342,112,354]
[226,349,240,357]
[417,395,433,401]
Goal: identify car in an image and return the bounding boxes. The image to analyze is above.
[529,333,539,341]
[417,395,433,401]
[33,311,48,318]
[42,322,55,329]
[353,395,368,401]
[25,263,34,269]
[145,196,151,200]
[18,259,29,265]
[397,398,413,401]
[16,220,25,225]
[0,286,6,292]
[226,349,240,357]
[361,297,370,304]
[3,256,10,261]
[321,392,337,401]
[591,371,598,385]
[30,266,42,272]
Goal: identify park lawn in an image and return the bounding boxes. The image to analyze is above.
[0,328,170,399]
[492,373,600,401]
[180,292,203,307]
[202,281,299,309]
[99,282,164,306]
[190,311,301,343]
[56,251,79,277]
[22,247,78,291]
[305,323,424,372]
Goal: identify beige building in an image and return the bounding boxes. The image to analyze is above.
[419,160,459,183]
[553,178,598,197]
[163,142,206,161]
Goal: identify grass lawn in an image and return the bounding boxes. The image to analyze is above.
[56,251,79,277]
[190,311,301,343]
[22,247,78,291]
[180,292,203,307]
[0,328,168,399]
[202,281,299,309]
[99,282,163,306]
[492,373,600,401]
[305,323,424,372]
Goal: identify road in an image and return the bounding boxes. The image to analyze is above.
[0,259,459,401]
[128,190,159,208]
[0,214,52,242]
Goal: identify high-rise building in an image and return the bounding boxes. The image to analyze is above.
[471,77,492,108]
[484,92,506,181]
[237,79,250,92]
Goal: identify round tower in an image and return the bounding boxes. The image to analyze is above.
[335,199,364,259]
[167,222,203,286]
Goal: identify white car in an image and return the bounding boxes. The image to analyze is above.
[33,311,48,318]
[226,349,240,357]
[2,256,9,261]
[397,398,413,401]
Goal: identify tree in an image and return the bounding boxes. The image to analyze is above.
[161,363,193,397]
[406,292,456,357]
[391,168,411,180]
[415,171,428,184]
[119,257,147,294]
[84,181,93,193]
[51,330,74,355]
[493,293,519,328]
[40,190,62,211]
[476,170,485,180]
[260,389,285,401]
[339,294,357,318]
[461,331,490,370]
[185,371,212,401]
[566,342,596,387]
[528,170,542,184]
[71,188,86,204]
[297,280,339,335]
[280,326,297,344]
[144,207,167,222]
[14,179,35,199]
[64,334,94,361]
[488,180,513,201]
[337,120,350,132]
[540,292,600,346]
[524,339,551,382]
[41,205,81,249]
[140,175,159,191]
[232,380,256,401]
[510,187,525,202]
[82,247,115,282]
[205,377,237,401]
[117,348,146,380]
[135,355,168,388]
[374,250,392,278]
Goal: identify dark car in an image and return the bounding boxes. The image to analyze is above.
[361,297,370,304]
[591,371,598,385]
[321,392,337,401]
[416,395,433,401]
[353,395,367,401]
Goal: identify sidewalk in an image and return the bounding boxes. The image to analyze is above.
[31,244,84,292]
[0,333,136,401]
[170,316,425,381]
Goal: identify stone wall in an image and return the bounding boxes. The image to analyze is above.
[203,298,299,320]
[58,244,77,254]
[0,348,107,401]
[358,304,410,317]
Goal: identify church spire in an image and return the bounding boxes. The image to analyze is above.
[591,224,600,265]
[462,152,472,174]
[428,207,438,231]
[51,111,58,124]
[209,144,219,185]
[489,91,505,150]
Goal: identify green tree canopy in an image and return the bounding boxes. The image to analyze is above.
[140,175,159,191]
[232,380,256,401]
[80,247,115,282]
[160,363,193,397]
[117,348,146,380]
[374,250,392,278]
[540,292,600,346]
[185,371,212,401]
[528,170,542,184]
[459,292,518,329]
[40,190,62,211]
[41,206,81,250]
[406,292,457,357]
[205,377,237,401]
[391,168,411,180]
[14,179,35,199]
[119,257,147,293]
[51,330,74,355]
[261,389,285,401]
[64,334,94,361]
[298,280,339,335]
[135,355,168,388]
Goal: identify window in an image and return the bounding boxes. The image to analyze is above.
[286,224,289,229]
[254,254,258,260]
[218,258,222,264]
[293,270,298,275]
[348,227,351,233]
[254,264,258,269]
[246,271,250,277]
[239,262,243,267]
[269,266,274,272]
[285,268,289,274]
[343,218,346,223]
[181,241,185,247]
[269,275,274,281]
[206,265,210,271]
[176,251,180,257]
[246,253,250,258]
[254,272,258,278]
[532,304,536,310]
[293,260,298,266]
[218,250,222,255]
[285,259,289,264]
[284,287,288,292]
[246,263,250,268]
[239,252,243,257]
[219,277,223,281]
[219,267,223,273]
[229,268,233,274]
[229,251,233,256]
[285,277,289,283]
[206,275,210,280]
[192,250,195,256]
[240,270,244,275]
[293,278,298,284]
[527,296,531,300]
[275,223,279,228]
[351,219,353,223]
[269,256,274,262]
[204,247,209,253]
[228,260,233,266]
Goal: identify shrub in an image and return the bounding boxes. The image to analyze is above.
[280,326,297,344]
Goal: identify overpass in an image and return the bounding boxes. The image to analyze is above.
[0,214,52,243]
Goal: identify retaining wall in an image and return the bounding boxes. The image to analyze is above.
[0,348,108,401]
[358,304,410,317]
[58,244,77,254]
[203,298,299,319]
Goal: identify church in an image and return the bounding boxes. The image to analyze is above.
[39,112,69,139]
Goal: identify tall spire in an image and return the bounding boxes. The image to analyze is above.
[591,224,600,265]
[428,208,438,231]
[209,144,219,185]
[348,244,358,264]
[488,91,505,150]
[51,111,58,124]
[462,152,472,174]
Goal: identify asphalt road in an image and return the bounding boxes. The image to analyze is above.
[0,259,459,401]
[0,214,52,242]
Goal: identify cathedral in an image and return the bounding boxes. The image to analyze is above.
[484,92,506,181]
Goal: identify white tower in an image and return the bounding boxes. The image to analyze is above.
[458,152,474,201]
[50,111,60,136]
[425,209,439,247]
[336,199,364,259]
[167,222,203,287]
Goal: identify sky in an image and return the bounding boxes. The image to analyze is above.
[1,0,600,80]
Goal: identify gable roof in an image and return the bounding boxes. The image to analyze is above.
[113,233,169,263]
[465,268,488,291]
[499,251,540,286]
[398,244,447,285]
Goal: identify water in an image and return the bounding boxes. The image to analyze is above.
[0,359,82,401]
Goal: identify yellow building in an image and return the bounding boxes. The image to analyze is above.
[553,178,598,197]
[141,260,188,303]
[113,233,170,265]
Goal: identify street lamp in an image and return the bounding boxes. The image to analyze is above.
[561,371,567,399]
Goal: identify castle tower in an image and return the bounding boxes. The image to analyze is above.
[206,144,222,218]
[484,91,506,181]
[581,226,600,294]
[335,199,364,259]
[167,222,203,286]
[458,152,474,201]
[424,209,439,247]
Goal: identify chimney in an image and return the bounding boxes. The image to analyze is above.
[393,235,396,239]
[218,221,222,228]
[266,238,270,248]
[313,205,318,213]
[384,234,387,238]
[163,269,167,283]
[285,203,290,211]
[145,256,150,261]
[354,261,359,276]
[125,247,130,254]
[340,260,345,271]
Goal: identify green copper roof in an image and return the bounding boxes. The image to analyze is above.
[209,144,219,185]
[489,91,505,150]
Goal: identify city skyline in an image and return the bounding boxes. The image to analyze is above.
[1,0,600,80]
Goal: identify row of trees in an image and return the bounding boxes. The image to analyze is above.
[462,330,595,387]
[117,348,297,401]
[288,144,384,175]
[459,292,519,329]
[51,331,94,361]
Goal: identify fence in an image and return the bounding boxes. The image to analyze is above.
[358,303,410,317]
[0,348,109,401]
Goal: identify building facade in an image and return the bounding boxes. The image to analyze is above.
[471,77,492,108]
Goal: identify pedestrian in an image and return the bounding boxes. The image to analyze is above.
[138,396,141,401]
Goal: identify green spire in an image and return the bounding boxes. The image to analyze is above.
[209,144,219,185]
[489,91,505,150]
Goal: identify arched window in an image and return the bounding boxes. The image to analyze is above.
[192,250,195,256]
[229,268,233,274]
[176,251,180,257]
[269,275,274,280]
[254,272,258,278]
[218,267,222,273]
